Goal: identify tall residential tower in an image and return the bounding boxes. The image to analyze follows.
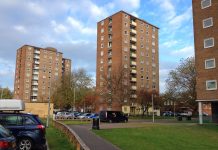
[14,45,71,103]
[96,11,159,113]
[192,0,218,123]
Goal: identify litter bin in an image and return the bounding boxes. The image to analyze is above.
[92,118,100,130]
[186,116,191,121]
[177,116,182,121]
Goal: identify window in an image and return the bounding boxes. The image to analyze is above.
[101,44,104,48]
[201,0,211,9]
[125,14,128,19]
[124,55,128,60]
[101,28,104,33]
[203,17,213,28]
[152,49,155,53]
[124,22,128,27]
[100,67,103,71]
[101,36,104,41]
[124,47,128,51]
[100,59,103,64]
[0,115,22,126]
[206,80,217,90]
[23,116,37,125]
[124,30,128,35]
[204,38,214,48]
[141,52,144,56]
[124,64,128,68]
[108,42,112,48]
[205,58,215,69]
[100,51,104,56]
[141,29,144,33]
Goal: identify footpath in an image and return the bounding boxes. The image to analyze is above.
[68,125,120,150]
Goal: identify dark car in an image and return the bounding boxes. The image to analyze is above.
[0,124,16,150]
[0,112,46,150]
[99,111,128,123]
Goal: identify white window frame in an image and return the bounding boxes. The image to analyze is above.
[101,21,104,26]
[205,58,216,69]
[201,0,211,9]
[204,37,214,48]
[206,80,217,90]
[203,17,213,28]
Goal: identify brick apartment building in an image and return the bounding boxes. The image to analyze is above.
[192,0,218,123]
[14,45,71,103]
[96,11,159,114]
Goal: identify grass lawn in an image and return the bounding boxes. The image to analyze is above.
[94,124,218,150]
[46,123,75,150]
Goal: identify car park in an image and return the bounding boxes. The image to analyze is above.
[77,113,92,119]
[0,124,16,150]
[0,99,47,150]
[99,111,128,123]
[88,113,99,119]
[162,111,174,117]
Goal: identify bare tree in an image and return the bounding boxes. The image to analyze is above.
[100,67,131,109]
[165,57,197,111]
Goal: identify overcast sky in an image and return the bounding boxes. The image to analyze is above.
[0,0,193,93]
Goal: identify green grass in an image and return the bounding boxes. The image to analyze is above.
[94,124,218,150]
[60,120,92,125]
[46,123,75,150]
[129,115,174,120]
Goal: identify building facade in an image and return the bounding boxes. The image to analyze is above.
[14,45,71,103]
[192,0,218,123]
[96,11,159,113]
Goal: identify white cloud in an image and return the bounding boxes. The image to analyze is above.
[117,0,141,9]
[51,21,68,33]
[67,17,96,35]
[169,6,192,28]
[26,2,46,16]
[162,40,179,48]
[171,45,194,58]
[13,25,27,33]
[151,0,176,20]
[131,11,139,17]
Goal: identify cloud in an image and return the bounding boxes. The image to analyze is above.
[26,2,46,16]
[51,21,68,33]
[171,45,194,58]
[67,17,96,35]
[151,0,176,20]
[13,25,27,34]
[117,0,141,9]
[130,11,139,17]
[169,6,192,28]
[162,40,179,48]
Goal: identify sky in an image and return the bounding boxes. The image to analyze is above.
[0,0,194,93]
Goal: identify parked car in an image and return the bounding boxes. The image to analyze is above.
[177,107,192,117]
[162,111,174,117]
[99,111,128,123]
[77,113,92,119]
[88,113,99,119]
[0,124,16,150]
[55,112,74,119]
[0,112,47,150]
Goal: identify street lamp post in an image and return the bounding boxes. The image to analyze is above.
[1,88,3,99]
[46,75,51,128]
[152,93,154,123]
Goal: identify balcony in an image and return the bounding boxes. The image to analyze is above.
[131,94,137,98]
[131,78,137,82]
[32,87,38,91]
[32,81,38,86]
[130,29,137,35]
[108,53,112,58]
[108,60,112,65]
[130,45,137,50]
[131,69,137,74]
[33,71,39,75]
[131,21,137,26]
[131,61,136,66]
[34,50,40,54]
[153,72,156,75]
[33,76,39,80]
[130,53,137,58]
[131,86,137,90]
[34,66,39,70]
[34,55,40,59]
[130,37,137,42]
[31,93,38,96]
[34,61,40,65]
[31,98,37,102]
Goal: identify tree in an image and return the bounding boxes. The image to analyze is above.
[165,57,197,111]
[0,87,13,99]
[137,89,159,116]
[51,68,94,110]
[100,67,131,109]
